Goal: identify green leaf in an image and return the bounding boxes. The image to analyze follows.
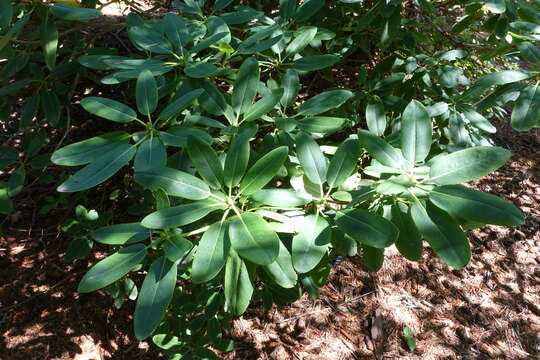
[192,221,231,283]
[157,89,204,121]
[289,54,340,71]
[41,20,58,70]
[184,62,221,78]
[366,96,386,136]
[136,69,158,116]
[224,249,253,315]
[401,100,432,164]
[78,244,147,293]
[335,209,399,248]
[484,0,506,14]
[134,166,211,200]
[391,204,422,261]
[191,32,229,54]
[296,89,353,116]
[134,256,177,340]
[186,136,224,190]
[51,132,131,166]
[92,223,151,245]
[0,79,32,96]
[296,132,327,185]
[362,244,384,272]
[461,70,530,101]
[232,57,260,116]
[264,241,297,288]
[128,24,173,54]
[511,84,540,131]
[281,69,300,108]
[300,254,330,298]
[223,130,252,189]
[243,88,283,122]
[280,0,296,21]
[141,200,226,229]
[159,126,213,147]
[134,137,167,171]
[239,146,288,195]
[49,4,101,22]
[518,41,540,64]
[410,200,471,269]
[80,97,138,123]
[252,189,312,207]
[462,109,496,133]
[0,0,13,29]
[292,214,331,273]
[0,188,13,215]
[0,146,19,170]
[162,234,193,262]
[429,185,524,226]
[185,79,228,116]
[41,91,61,126]
[294,0,324,22]
[7,167,25,196]
[403,326,416,351]
[327,138,360,189]
[285,27,318,57]
[19,94,40,130]
[429,146,511,184]
[357,130,404,168]
[295,117,347,134]
[57,144,136,192]
[229,213,280,265]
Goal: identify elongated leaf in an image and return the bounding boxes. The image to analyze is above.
[19,94,40,130]
[185,78,227,116]
[294,0,324,22]
[410,201,471,269]
[511,84,540,131]
[429,185,524,226]
[224,249,253,315]
[141,200,226,229]
[264,241,297,288]
[232,57,259,117]
[187,136,223,189]
[285,27,317,57]
[0,0,13,29]
[401,100,432,164]
[134,137,167,171]
[252,189,312,207]
[296,132,327,185]
[41,21,58,70]
[41,91,61,126]
[357,130,404,168]
[485,0,506,14]
[243,88,283,122]
[335,209,398,248]
[81,97,137,123]
[518,41,540,64]
[280,0,296,21]
[92,223,150,245]
[136,69,158,116]
[290,54,340,71]
[78,244,147,293]
[159,126,213,147]
[391,204,422,261]
[7,167,25,196]
[281,69,299,108]
[362,244,384,272]
[128,24,173,54]
[292,214,330,273]
[223,130,251,188]
[135,166,210,200]
[239,146,288,195]
[162,234,192,262]
[134,256,177,339]
[429,146,511,184]
[0,188,13,215]
[327,138,360,188]
[366,96,386,136]
[49,4,101,22]
[51,132,131,166]
[229,213,280,265]
[184,62,220,78]
[192,221,231,283]
[295,117,347,134]
[296,89,353,116]
[57,144,136,192]
[157,89,204,120]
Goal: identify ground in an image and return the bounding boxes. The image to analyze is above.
[1,120,538,360]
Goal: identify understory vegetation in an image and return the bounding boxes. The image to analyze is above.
[1,0,538,358]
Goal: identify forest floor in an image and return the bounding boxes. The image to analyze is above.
[1,120,538,360]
